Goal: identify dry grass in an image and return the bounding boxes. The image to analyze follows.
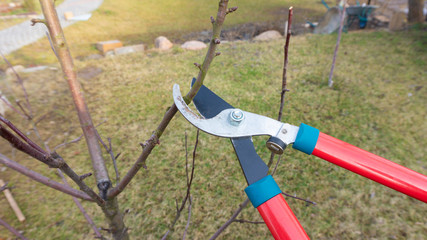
[3,0,326,66]
[0,29,426,239]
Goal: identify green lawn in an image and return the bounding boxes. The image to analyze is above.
[0,27,426,239]
[4,0,326,66]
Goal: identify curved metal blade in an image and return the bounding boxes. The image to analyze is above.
[190,80,268,185]
[174,84,284,139]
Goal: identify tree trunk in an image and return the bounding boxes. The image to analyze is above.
[408,0,425,23]
[39,1,128,239]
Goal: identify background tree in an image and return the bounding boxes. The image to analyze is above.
[408,0,425,23]
[1,0,233,239]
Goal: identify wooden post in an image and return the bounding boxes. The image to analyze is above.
[0,179,25,222]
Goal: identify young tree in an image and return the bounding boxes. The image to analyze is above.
[1,0,234,239]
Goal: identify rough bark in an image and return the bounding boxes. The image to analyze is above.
[38,1,126,239]
[408,0,425,23]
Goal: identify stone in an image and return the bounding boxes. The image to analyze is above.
[0,91,10,116]
[64,12,74,21]
[5,65,25,76]
[104,50,115,57]
[253,30,282,41]
[95,40,123,54]
[374,15,390,23]
[155,36,173,50]
[114,44,144,55]
[181,41,207,50]
[22,66,48,73]
[389,11,406,31]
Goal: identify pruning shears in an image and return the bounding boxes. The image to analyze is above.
[173,80,427,240]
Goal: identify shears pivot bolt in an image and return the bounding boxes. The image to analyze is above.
[229,109,245,125]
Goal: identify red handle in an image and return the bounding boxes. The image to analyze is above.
[257,194,310,240]
[312,132,427,203]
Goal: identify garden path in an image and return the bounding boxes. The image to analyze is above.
[0,0,103,55]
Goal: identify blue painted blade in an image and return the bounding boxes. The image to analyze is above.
[191,78,269,185]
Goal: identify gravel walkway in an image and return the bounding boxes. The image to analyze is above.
[0,0,103,55]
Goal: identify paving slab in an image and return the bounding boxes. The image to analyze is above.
[0,0,103,55]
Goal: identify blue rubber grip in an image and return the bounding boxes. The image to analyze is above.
[292,123,319,155]
[245,175,282,208]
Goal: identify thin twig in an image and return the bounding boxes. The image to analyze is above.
[79,172,93,181]
[94,129,120,183]
[53,134,83,151]
[0,53,33,116]
[209,198,250,240]
[278,6,293,122]
[0,217,29,240]
[212,8,297,239]
[0,97,27,119]
[0,181,8,193]
[161,130,199,240]
[108,0,232,199]
[328,1,347,87]
[234,219,264,224]
[54,121,104,152]
[58,169,104,239]
[15,101,31,120]
[45,31,59,60]
[272,155,282,176]
[0,153,92,201]
[282,192,316,205]
[182,196,192,240]
[268,7,293,168]
[31,18,46,26]
[0,116,45,154]
[0,124,105,205]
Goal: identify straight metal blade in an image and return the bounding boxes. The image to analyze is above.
[190,79,269,185]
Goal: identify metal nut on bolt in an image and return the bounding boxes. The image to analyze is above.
[229,109,244,125]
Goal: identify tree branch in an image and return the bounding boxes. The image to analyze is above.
[0,121,104,205]
[39,0,110,192]
[95,131,120,183]
[0,94,27,119]
[212,8,298,239]
[0,217,29,240]
[328,1,346,87]
[234,219,264,224]
[0,116,45,154]
[58,169,104,239]
[0,53,32,117]
[0,181,8,193]
[278,6,293,122]
[282,192,316,205]
[161,131,199,240]
[182,196,192,240]
[0,153,93,201]
[108,0,231,199]
[209,198,250,240]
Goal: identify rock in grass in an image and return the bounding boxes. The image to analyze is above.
[5,65,25,76]
[96,40,123,54]
[253,30,282,41]
[181,40,207,50]
[155,36,173,50]
[0,91,10,116]
[114,44,145,55]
